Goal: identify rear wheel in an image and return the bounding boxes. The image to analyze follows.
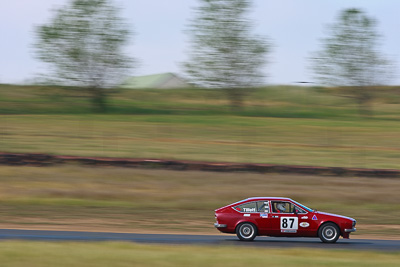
[318,223,340,243]
[236,223,257,241]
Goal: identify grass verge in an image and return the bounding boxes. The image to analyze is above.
[0,241,399,267]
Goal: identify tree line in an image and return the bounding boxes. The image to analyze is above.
[35,0,395,115]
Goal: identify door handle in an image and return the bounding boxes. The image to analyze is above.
[272,216,279,218]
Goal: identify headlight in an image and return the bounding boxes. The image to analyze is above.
[352,220,356,227]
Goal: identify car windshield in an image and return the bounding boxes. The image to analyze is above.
[292,200,314,212]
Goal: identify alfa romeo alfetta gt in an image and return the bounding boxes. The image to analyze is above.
[214,197,356,243]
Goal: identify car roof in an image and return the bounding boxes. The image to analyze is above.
[233,197,293,205]
[246,197,292,201]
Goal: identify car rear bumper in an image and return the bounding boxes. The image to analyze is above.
[345,227,356,233]
[214,223,227,228]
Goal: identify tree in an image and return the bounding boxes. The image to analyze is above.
[183,0,269,108]
[35,0,133,112]
[310,8,393,116]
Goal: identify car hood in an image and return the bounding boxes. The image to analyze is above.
[315,211,355,221]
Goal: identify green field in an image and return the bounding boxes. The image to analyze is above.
[1,84,399,118]
[0,241,399,267]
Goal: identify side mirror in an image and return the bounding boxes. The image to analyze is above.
[294,208,298,215]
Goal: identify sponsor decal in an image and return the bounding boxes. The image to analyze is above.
[300,222,310,228]
[312,215,318,220]
[243,208,256,212]
[301,216,308,219]
[281,229,297,233]
[244,214,250,217]
[260,213,268,218]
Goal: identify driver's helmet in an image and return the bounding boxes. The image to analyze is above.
[276,203,286,212]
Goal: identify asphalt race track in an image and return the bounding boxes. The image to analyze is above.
[0,229,399,251]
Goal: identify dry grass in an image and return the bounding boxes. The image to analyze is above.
[1,115,400,169]
[0,165,399,237]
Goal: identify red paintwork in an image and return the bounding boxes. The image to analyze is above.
[215,197,356,240]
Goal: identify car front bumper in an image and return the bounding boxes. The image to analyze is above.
[344,227,356,232]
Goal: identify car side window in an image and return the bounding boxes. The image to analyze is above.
[272,201,292,213]
[256,201,269,213]
[294,205,307,214]
[272,201,307,214]
[234,202,258,213]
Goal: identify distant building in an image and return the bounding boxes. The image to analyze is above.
[120,73,192,89]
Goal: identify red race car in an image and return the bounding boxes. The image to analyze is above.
[214,197,356,243]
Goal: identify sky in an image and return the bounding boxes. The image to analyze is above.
[1,0,400,85]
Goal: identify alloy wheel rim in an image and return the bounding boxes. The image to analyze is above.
[323,226,336,240]
[241,225,253,237]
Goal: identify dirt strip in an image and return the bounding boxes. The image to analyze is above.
[0,152,399,178]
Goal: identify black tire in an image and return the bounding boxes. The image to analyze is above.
[236,223,257,241]
[318,222,340,243]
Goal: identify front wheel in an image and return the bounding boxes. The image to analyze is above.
[318,223,340,243]
[236,223,257,241]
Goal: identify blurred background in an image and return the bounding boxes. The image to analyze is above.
[0,0,399,240]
